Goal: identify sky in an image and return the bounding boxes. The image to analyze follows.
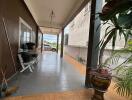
[44,34,57,43]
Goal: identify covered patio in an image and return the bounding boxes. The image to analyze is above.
[23,0,100,86]
[0,0,130,100]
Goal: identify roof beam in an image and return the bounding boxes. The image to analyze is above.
[63,0,90,28]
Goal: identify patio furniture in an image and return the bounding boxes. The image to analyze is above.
[18,53,36,72]
[26,42,36,50]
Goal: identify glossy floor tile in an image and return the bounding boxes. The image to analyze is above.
[9,51,85,96]
[5,89,94,100]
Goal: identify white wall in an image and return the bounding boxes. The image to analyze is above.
[68,3,91,47]
[67,0,125,49]
[65,46,88,64]
[64,0,126,66]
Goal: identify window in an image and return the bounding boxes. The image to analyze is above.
[23,32,31,42]
[19,17,32,49]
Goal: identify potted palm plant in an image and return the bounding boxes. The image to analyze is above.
[104,40,132,98]
[91,0,132,99]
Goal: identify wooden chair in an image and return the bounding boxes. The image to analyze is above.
[18,54,34,72]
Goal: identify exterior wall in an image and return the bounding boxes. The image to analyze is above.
[0,0,38,81]
[64,1,125,65]
[64,2,91,64]
[68,3,91,47]
[65,45,112,65]
[65,46,88,65]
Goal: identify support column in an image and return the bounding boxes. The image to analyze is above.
[60,29,64,58]
[35,26,39,48]
[85,0,103,87]
[56,34,59,53]
[41,33,44,53]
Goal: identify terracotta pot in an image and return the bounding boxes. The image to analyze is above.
[91,73,111,92]
[91,70,112,100]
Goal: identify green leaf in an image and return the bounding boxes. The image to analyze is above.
[96,21,108,32]
[115,69,132,97]
[112,30,117,50]
[105,0,111,2]
[98,27,115,49]
[122,30,130,46]
[100,0,132,21]
[117,12,132,29]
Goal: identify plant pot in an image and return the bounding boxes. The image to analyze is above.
[91,69,112,100]
[91,73,111,91]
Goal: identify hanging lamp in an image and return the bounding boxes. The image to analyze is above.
[49,10,55,33]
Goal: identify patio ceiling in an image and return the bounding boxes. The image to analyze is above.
[24,0,90,35]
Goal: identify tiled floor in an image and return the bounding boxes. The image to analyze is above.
[64,54,129,100]
[4,89,94,100]
[7,51,129,100]
[9,51,85,96]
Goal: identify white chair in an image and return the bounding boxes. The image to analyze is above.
[18,54,34,72]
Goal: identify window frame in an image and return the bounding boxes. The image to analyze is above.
[19,17,32,50]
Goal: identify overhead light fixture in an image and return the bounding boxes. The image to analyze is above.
[49,10,55,33]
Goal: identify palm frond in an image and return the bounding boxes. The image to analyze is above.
[104,41,132,97]
[114,67,132,97]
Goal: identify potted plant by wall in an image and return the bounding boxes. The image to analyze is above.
[91,0,132,99]
[103,39,132,99]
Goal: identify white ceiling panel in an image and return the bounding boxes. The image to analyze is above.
[40,27,61,35]
[24,0,90,34]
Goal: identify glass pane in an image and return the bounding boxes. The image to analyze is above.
[26,32,30,42]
